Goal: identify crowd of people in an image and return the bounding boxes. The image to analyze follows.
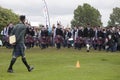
[0,22,120,52]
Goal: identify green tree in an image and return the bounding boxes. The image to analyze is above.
[71,3,102,27]
[108,7,120,27]
[0,6,19,32]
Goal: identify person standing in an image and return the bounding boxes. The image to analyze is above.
[7,15,34,73]
[55,23,63,49]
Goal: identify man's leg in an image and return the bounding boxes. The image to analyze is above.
[22,57,34,72]
[7,57,16,73]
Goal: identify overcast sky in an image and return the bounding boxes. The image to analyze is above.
[0,0,120,27]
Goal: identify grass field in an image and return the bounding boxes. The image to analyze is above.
[0,47,120,80]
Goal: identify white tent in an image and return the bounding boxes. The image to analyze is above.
[30,22,40,28]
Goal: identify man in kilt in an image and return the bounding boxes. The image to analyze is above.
[40,26,48,49]
[76,27,84,50]
[66,28,72,48]
[83,24,94,52]
[55,23,63,49]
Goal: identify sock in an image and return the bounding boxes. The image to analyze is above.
[8,58,16,70]
[22,58,30,69]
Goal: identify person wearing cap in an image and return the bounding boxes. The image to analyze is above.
[7,15,34,73]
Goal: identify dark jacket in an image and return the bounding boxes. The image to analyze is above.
[11,22,26,44]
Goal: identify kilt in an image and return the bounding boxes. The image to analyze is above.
[25,35,34,43]
[85,38,92,45]
[40,36,47,44]
[92,38,98,45]
[55,35,63,43]
[97,38,103,45]
[76,37,83,44]
[12,43,25,58]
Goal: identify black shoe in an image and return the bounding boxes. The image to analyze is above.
[87,50,89,52]
[7,69,13,73]
[28,66,34,72]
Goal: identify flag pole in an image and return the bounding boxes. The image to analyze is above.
[42,0,51,28]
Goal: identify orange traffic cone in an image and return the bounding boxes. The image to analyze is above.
[76,60,80,68]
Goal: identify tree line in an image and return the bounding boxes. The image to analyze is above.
[0,3,120,32]
[0,6,19,32]
[71,3,120,27]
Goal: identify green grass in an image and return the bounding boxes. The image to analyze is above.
[0,47,120,80]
